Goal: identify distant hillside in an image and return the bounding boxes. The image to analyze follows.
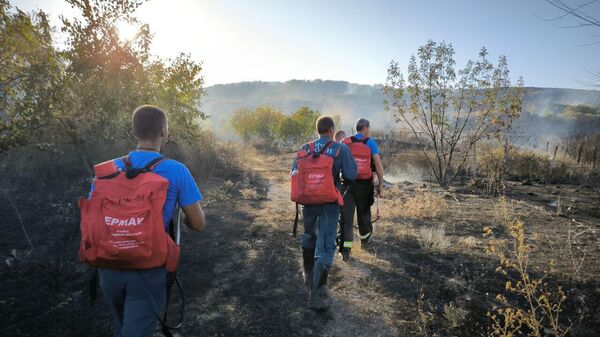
[202,80,600,141]
[203,80,388,134]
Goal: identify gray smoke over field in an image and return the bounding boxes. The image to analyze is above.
[202,81,600,144]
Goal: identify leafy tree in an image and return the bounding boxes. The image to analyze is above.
[149,53,205,144]
[1,0,206,175]
[0,0,62,152]
[230,108,256,143]
[228,106,284,145]
[278,116,304,145]
[290,106,320,140]
[252,106,285,145]
[384,40,523,188]
[230,106,321,147]
[278,106,320,145]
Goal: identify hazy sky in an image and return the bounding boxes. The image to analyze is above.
[13,0,600,89]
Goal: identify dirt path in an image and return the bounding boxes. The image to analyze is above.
[176,150,400,337]
[2,148,598,336]
[175,148,600,337]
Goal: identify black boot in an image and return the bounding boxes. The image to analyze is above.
[308,265,329,311]
[339,248,351,262]
[302,248,314,288]
[360,236,371,250]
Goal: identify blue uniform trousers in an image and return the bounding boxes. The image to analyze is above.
[99,267,167,337]
[301,203,339,285]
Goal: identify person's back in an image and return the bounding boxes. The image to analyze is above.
[291,116,357,311]
[83,105,206,337]
[339,118,384,261]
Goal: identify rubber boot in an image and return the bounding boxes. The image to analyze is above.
[308,265,329,311]
[340,248,351,262]
[302,248,314,288]
[360,237,370,250]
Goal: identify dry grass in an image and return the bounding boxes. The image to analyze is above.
[459,236,480,249]
[485,198,575,337]
[240,188,262,201]
[417,225,451,252]
[478,144,600,186]
[382,190,448,219]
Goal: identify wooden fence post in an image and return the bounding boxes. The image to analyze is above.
[593,147,597,169]
[552,145,559,161]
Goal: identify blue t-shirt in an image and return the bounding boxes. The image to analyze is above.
[353,133,380,155]
[292,135,357,189]
[90,150,203,230]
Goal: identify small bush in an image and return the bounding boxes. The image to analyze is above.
[484,198,574,337]
[222,180,235,194]
[478,145,600,187]
[443,302,467,328]
[417,225,450,252]
[460,236,479,249]
[240,188,261,201]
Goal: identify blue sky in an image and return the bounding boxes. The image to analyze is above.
[14,0,600,89]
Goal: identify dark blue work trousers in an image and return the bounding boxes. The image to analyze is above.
[301,202,339,284]
[99,267,167,337]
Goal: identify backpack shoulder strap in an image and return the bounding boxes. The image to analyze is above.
[361,137,370,144]
[296,144,309,159]
[313,140,334,157]
[144,156,165,171]
[308,142,315,154]
[125,156,165,179]
[121,156,132,168]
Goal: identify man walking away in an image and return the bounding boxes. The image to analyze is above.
[291,116,357,311]
[84,105,206,337]
[339,118,384,260]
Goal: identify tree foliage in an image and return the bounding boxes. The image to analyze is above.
[0,0,206,170]
[0,0,62,151]
[278,106,320,145]
[384,40,524,188]
[230,106,321,147]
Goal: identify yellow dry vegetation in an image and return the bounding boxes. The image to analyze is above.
[381,189,448,219]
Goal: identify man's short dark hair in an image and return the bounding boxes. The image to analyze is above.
[356,118,370,132]
[316,116,335,134]
[132,105,167,140]
[334,130,346,139]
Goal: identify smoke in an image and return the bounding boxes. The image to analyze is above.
[202,81,600,143]
[385,164,429,183]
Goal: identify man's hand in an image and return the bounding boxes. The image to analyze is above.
[372,154,384,197]
[376,184,383,197]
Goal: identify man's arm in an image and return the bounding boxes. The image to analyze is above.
[177,164,206,232]
[182,202,205,231]
[373,154,384,196]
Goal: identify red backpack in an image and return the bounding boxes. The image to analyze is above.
[79,156,180,272]
[291,141,342,206]
[343,136,373,180]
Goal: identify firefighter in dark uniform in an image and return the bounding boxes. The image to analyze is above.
[339,118,384,260]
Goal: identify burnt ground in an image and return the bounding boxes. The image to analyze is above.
[1,148,599,336]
